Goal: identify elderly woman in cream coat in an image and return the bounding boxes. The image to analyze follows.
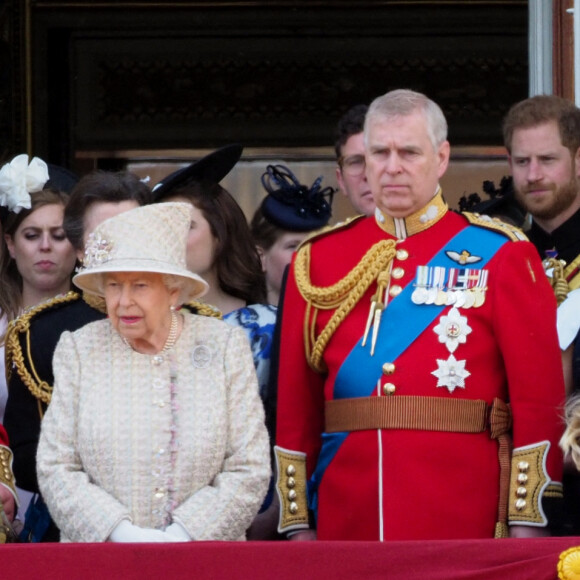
[37,202,270,542]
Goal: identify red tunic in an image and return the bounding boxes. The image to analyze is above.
[276,201,564,541]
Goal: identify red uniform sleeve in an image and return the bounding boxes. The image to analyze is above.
[275,253,326,476]
[0,425,8,447]
[491,240,564,484]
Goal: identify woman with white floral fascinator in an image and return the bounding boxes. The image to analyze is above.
[36,201,270,543]
[0,154,77,417]
[0,153,77,536]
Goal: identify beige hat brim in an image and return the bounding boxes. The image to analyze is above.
[73,258,209,302]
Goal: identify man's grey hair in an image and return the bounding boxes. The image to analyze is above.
[364,89,448,150]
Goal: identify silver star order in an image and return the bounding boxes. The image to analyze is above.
[433,306,472,353]
[431,354,471,393]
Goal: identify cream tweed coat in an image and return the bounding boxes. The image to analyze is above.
[37,311,270,542]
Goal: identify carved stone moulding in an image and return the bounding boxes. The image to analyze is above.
[73,35,527,150]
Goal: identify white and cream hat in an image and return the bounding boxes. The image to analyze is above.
[73,201,208,302]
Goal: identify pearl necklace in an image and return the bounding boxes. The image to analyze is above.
[123,309,179,365]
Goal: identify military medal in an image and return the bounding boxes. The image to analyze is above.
[473,287,485,308]
[431,354,471,393]
[453,290,466,308]
[435,290,448,306]
[411,288,428,305]
[432,266,447,305]
[411,266,429,305]
[433,306,472,353]
[425,287,438,304]
[463,289,476,309]
[445,269,457,305]
[473,269,488,308]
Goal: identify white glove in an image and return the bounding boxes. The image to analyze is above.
[165,522,191,541]
[109,519,173,543]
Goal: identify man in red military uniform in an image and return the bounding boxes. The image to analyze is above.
[274,89,564,541]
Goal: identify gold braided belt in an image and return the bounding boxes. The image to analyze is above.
[325,395,511,435]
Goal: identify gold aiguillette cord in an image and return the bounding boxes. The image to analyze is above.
[362,271,391,355]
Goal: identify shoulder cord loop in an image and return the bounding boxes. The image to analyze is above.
[294,240,397,372]
[4,291,80,407]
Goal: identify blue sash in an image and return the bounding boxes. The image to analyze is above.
[308,224,508,515]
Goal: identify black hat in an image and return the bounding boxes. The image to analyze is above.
[260,164,334,232]
[152,144,243,201]
[46,164,79,194]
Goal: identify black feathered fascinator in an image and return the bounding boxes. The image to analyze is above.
[260,164,334,232]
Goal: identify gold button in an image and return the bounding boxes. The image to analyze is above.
[389,285,402,297]
[286,465,296,477]
[396,249,409,261]
[288,490,297,501]
[289,502,298,514]
[517,461,530,472]
[392,267,405,279]
[516,487,527,498]
[286,477,296,489]
[382,362,395,375]
[383,383,396,395]
[517,473,528,485]
[515,498,527,511]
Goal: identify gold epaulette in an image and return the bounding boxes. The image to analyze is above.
[297,214,367,250]
[0,445,16,501]
[462,212,528,242]
[5,291,82,405]
[564,253,580,292]
[81,291,107,314]
[182,301,223,319]
[542,253,580,305]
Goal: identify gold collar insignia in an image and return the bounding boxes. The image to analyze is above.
[374,188,448,239]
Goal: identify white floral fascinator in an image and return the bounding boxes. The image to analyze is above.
[0,154,50,214]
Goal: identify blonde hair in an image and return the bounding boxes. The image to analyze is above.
[560,394,580,469]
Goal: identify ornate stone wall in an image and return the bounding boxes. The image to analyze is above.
[6,1,528,167]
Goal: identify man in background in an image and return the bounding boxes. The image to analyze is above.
[504,95,580,269]
[334,104,375,216]
[504,94,580,536]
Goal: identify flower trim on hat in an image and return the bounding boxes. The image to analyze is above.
[82,231,114,269]
[0,154,50,214]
